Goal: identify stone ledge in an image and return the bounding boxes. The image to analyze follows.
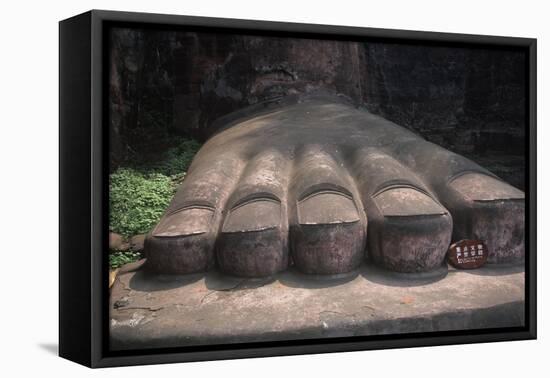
[110,263,524,351]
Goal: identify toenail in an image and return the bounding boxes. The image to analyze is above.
[373,186,447,217]
[153,206,214,237]
[222,198,281,233]
[298,190,360,225]
[449,173,524,202]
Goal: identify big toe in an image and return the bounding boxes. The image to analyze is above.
[216,150,290,277]
[446,172,525,263]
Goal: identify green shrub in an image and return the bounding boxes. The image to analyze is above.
[109,168,174,236]
[109,250,142,269]
[109,138,202,237]
[143,138,202,177]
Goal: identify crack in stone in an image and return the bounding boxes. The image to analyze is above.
[318,310,356,319]
[117,306,165,312]
[361,305,376,311]
[318,306,377,324]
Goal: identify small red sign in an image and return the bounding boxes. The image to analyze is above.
[447,239,488,269]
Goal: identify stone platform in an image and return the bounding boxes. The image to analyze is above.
[110,262,524,350]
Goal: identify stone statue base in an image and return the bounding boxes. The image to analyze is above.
[110,262,524,350]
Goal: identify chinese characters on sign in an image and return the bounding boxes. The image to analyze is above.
[447,239,488,269]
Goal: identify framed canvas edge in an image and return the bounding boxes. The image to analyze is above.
[59,11,93,367]
[59,9,537,368]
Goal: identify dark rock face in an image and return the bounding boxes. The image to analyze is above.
[362,43,526,189]
[108,28,527,189]
[109,28,364,166]
[109,28,177,166]
[173,34,364,138]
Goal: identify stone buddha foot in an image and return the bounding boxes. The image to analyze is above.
[144,94,525,277]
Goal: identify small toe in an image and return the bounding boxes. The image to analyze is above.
[369,187,453,273]
[289,146,366,275]
[216,149,291,277]
[350,149,451,273]
[292,190,365,275]
[145,206,217,274]
[217,198,287,277]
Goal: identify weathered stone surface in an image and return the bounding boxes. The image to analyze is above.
[110,263,525,350]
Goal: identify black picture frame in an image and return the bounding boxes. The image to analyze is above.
[59,9,537,368]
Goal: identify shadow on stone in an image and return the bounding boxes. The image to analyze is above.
[360,263,448,288]
[277,267,359,289]
[204,271,276,291]
[459,263,525,277]
[128,269,204,292]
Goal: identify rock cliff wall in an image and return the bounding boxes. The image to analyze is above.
[108,28,527,188]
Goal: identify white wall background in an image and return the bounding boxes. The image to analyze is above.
[0,0,546,376]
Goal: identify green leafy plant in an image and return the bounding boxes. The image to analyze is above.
[109,138,202,237]
[109,250,142,269]
[109,168,174,236]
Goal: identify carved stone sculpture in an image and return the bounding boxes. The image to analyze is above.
[144,93,525,277]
